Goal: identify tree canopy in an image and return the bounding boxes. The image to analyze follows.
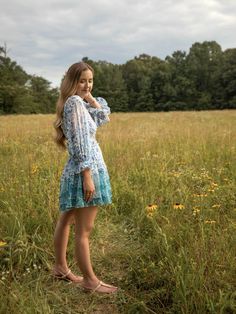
[0,41,235,114]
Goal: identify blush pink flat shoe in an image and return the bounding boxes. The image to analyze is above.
[77,280,118,294]
[52,269,83,283]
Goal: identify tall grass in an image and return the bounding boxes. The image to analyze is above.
[0,110,235,313]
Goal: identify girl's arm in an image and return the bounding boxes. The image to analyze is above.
[84,93,111,127]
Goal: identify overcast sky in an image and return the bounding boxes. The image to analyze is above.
[1,0,236,87]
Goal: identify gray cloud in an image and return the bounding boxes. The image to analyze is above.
[1,0,235,87]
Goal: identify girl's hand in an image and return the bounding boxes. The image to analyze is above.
[83,176,95,202]
[84,92,96,106]
[84,93,102,109]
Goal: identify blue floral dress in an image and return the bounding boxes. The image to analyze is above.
[59,95,112,212]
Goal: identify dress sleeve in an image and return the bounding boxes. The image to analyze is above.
[86,97,111,127]
[64,96,93,172]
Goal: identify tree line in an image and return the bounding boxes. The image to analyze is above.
[0,40,235,114]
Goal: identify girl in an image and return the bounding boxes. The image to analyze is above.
[53,62,117,294]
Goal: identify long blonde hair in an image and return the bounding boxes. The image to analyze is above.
[53,62,94,149]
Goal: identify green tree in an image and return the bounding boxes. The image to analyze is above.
[122,54,161,111]
[85,59,129,112]
[0,46,29,113]
[220,48,236,108]
[29,76,59,113]
[0,45,59,114]
[165,50,194,107]
[185,41,223,109]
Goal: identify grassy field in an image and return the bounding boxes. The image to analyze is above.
[0,110,235,314]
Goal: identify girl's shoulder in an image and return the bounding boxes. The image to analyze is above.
[66,95,83,104]
[64,95,84,111]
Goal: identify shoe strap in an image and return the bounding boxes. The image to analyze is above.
[60,269,71,278]
[100,281,116,288]
[93,281,102,292]
[92,280,116,292]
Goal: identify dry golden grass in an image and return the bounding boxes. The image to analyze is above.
[0,110,236,313]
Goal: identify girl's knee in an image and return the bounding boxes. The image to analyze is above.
[73,205,97,235]
[77,222,94,236]
[60,209,76,225]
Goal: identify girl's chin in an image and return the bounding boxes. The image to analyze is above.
[76,91,89,98]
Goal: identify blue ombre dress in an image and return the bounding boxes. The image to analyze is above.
[59,95,112,212]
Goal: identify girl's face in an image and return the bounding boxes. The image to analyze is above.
[76,69,93,99]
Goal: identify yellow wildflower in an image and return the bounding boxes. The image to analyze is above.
[212,204,220,208]
[146,204,158,211]
[0,241,7,247]
[172,172,181,177]
[193,193,208,197]
[31,164,39,174]
[147,212,154,218]
[145,204,158,218]
[193,207,200,216]
[204,220,216,224]
[173,203,185,209]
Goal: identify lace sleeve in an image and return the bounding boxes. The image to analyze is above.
[64,96,93,172]
[86,97,111,127]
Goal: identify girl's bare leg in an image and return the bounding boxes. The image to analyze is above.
[53,209,82,281]
[74,205,117,293]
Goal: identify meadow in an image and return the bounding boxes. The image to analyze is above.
[0,110,235,314]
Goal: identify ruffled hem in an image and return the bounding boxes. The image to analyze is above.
[59,167,112,212]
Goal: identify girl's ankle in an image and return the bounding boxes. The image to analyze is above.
[83,276,99,285]
[53,264,68,273]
